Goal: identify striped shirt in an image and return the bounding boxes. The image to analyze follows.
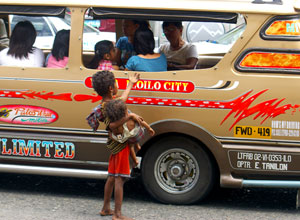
[97,60,114,71]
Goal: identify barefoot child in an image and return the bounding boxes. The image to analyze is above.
[105,99,155,167]
[86,70,140,220]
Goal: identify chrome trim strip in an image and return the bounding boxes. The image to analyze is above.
[242,180,300,188]
[0,131,107,143]
[0,155,108,166]
[0,164,108,179]
[0,77,83,84]
[218,136,300,146]
[0,124,108,135]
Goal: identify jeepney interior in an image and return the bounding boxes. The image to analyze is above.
[0,6,246,70]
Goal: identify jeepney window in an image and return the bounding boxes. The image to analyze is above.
[0,7,72,68]
[82,10,245,70]
[11,16,53,37]
[235,14,300,75]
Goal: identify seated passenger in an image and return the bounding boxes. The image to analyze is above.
[0,18,9,51]
[46,29,70,68]
[87,40,119,70]
[125,27,167,72]
[115,19,150,68]
[0,20,44,67]
[159,21,198,70]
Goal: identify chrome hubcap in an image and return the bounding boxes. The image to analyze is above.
[154,148,199,194]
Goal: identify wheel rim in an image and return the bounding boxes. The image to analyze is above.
[154,148,200,194]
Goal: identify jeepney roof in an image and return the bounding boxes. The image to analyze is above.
[0,0,298,15]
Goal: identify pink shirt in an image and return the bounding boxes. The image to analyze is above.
[97,60,114,70]
[46,55,68,68]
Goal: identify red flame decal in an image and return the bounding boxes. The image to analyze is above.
[220,89,300,130]
[73,94,101,103]
[0,90,72,101]
[1,89,298,130]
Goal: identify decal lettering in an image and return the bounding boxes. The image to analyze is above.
[1,138,11,155]
[0,105,58,125]
[42,141,53,158]
[286,22,300,33]
[54,142,64,158]
[272,120,300,137]
[266,20,300,36]
[234,125,271,139]
[65,142,75,159]
[84,77,195,93]
[0,138,75,159]
[229,150,295,171]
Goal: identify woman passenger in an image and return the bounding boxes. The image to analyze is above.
[159,21,198,70]
[115,19,149,68]
[46,29,70,68]
[125,27,167,72]
[0,20,44,67]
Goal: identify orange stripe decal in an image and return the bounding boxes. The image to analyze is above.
[266,20,300,36]
[240,52,300,69]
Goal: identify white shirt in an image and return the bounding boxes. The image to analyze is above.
[0,47,45,67]
[159,41,198,65]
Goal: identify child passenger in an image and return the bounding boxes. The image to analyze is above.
[87,40,119,70]
[105,99,155,167]
[86,70,141,220]
[46,29,70,68]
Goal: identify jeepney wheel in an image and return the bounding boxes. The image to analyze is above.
[141,136,215,204]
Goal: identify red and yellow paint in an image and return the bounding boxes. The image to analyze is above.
[240,52,300,69]
[0,88,299,131]
[85,77,195,93]
[0,105,58,125]
[0,138,75,159]
[266,19,300,36]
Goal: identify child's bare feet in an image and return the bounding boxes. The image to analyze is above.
[112,214,134,220]
[99,209,114,216]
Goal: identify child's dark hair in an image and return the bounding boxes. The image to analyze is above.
[105,99,127,122]
[92,70,115,96]
[52,29,70,61]
[87,40,114,69]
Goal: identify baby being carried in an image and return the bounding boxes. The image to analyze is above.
[105,99,155,167]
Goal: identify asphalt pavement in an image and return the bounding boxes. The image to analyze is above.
[0,173,299,220]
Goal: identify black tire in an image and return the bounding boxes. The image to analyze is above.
[141,136,215,204]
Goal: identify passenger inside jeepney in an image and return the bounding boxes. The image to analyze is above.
[159,21,198,70]
[115,19,150,68]
[0,18,9,51]
[0,20,44,67]
[46,29,70,68]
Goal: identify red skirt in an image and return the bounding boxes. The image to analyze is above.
[108,144,130,178]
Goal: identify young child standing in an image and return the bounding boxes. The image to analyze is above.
[105,99,155,167]
[87,40,119,70]
[86,70,140,220]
